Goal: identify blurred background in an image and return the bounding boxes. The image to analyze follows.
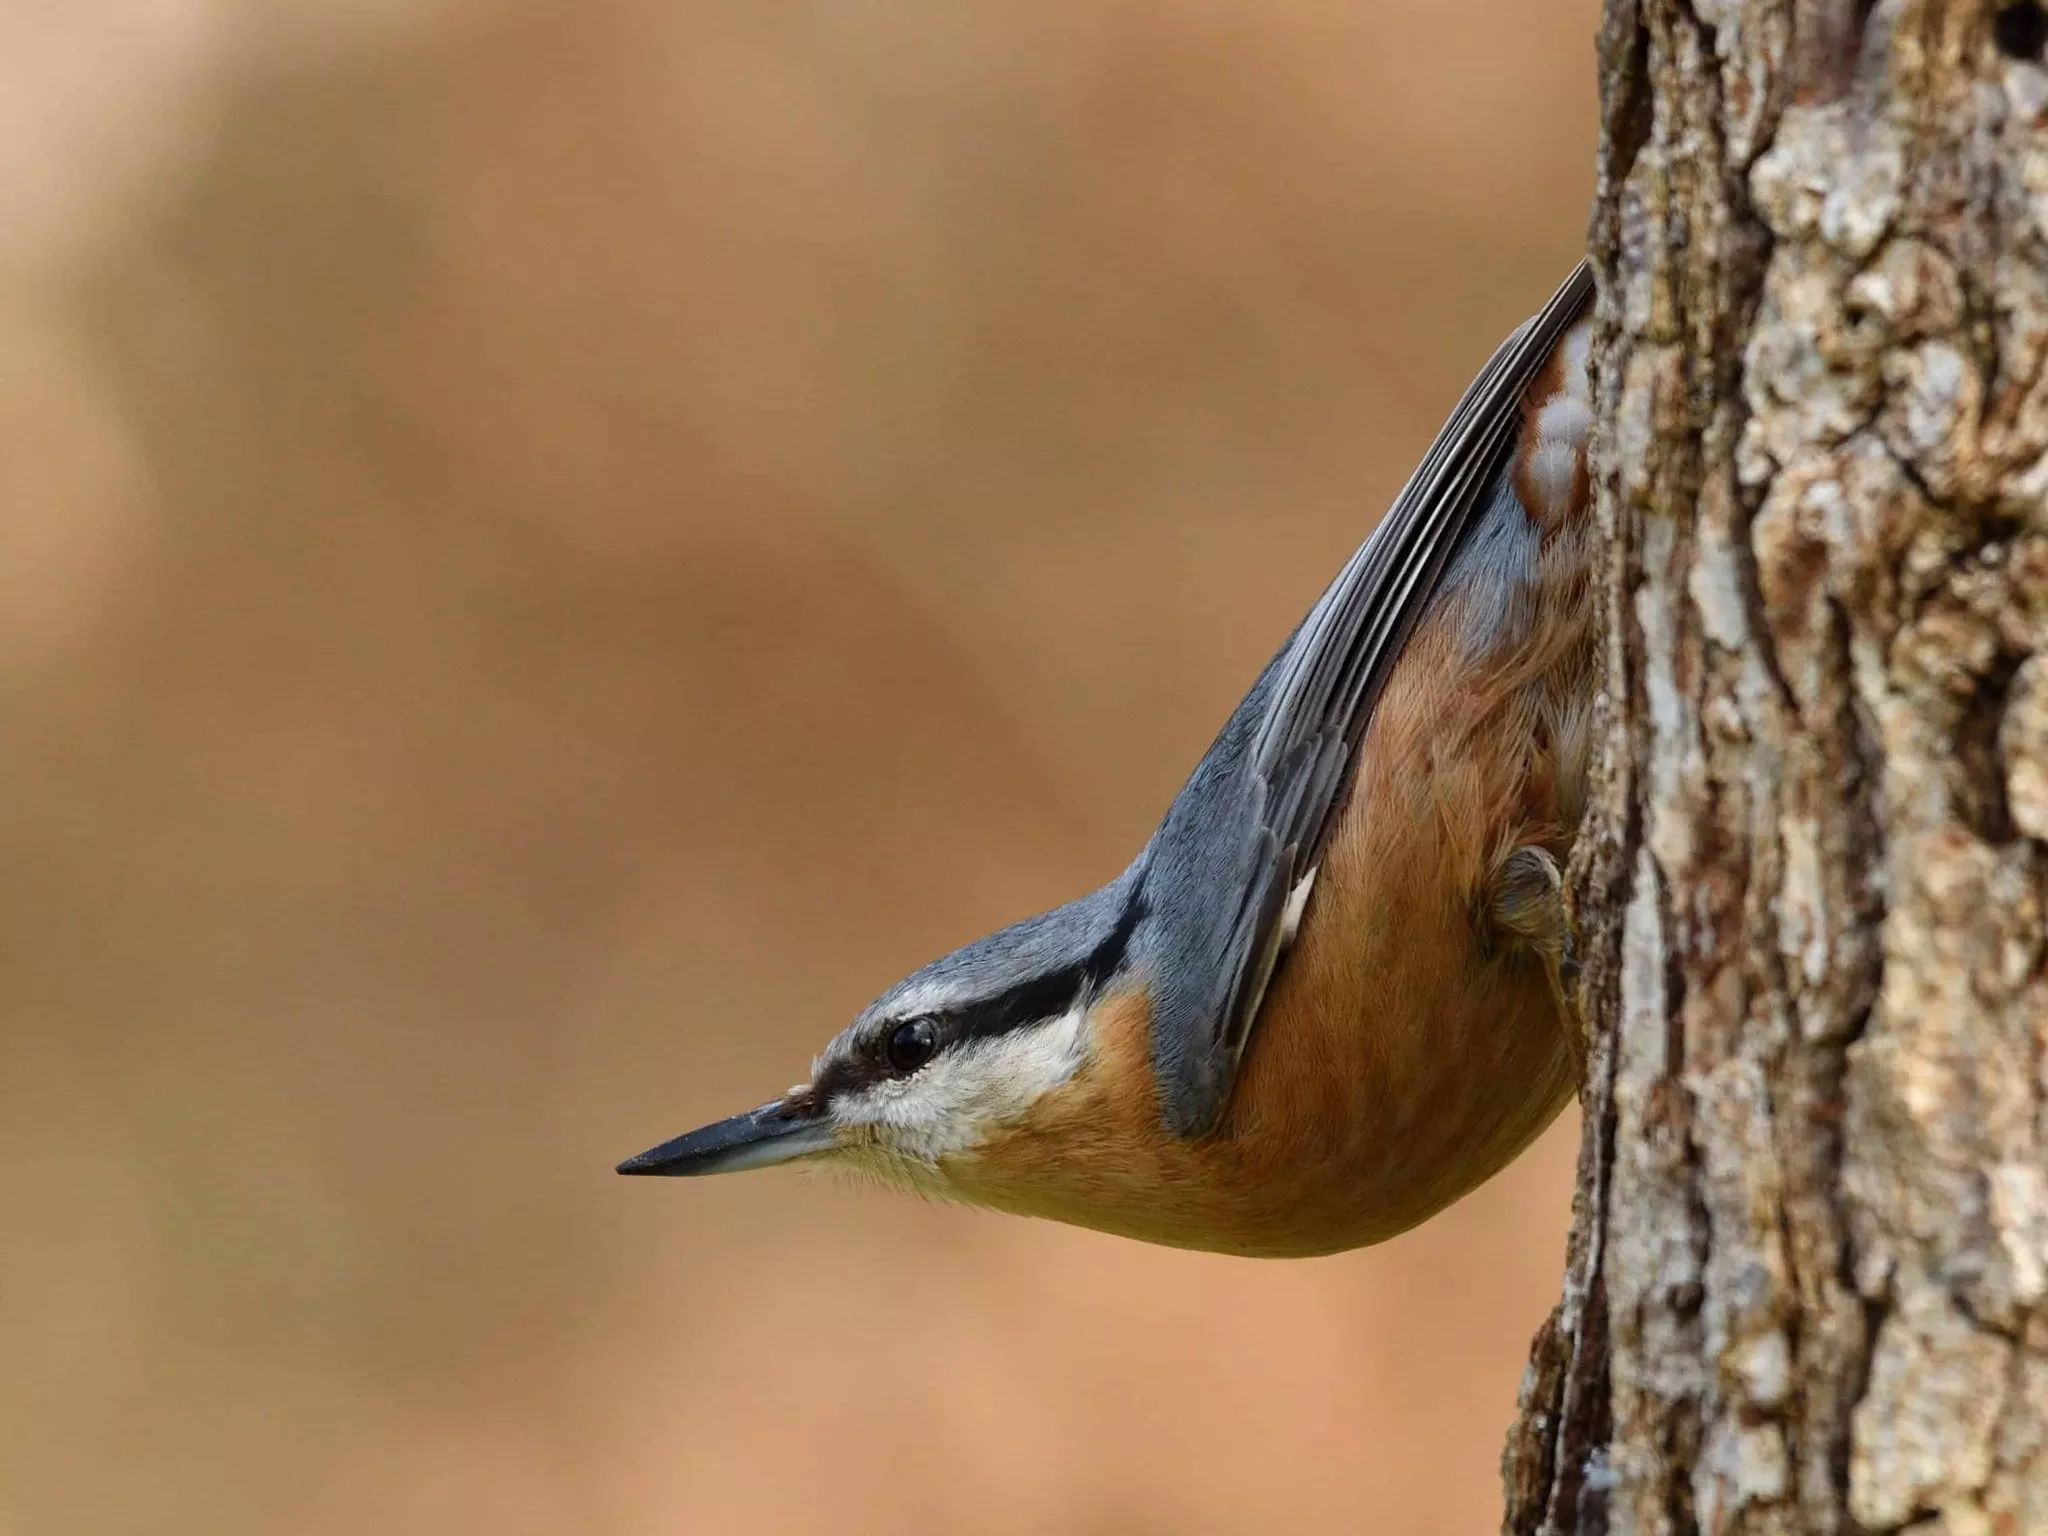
[0,2,1598,1532]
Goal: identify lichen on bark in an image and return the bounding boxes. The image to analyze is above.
[1503,1,2048,1532]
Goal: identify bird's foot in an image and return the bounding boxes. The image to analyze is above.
[1486,845,1587,1086]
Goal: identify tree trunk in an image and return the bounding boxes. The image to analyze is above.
[1501,1,2048,1531]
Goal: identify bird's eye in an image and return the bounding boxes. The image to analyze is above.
[884,1017,941,1074]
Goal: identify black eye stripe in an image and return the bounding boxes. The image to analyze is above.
[816,885,1146,1106]
[946,966,1085,1040]
[926,887,1146,1044]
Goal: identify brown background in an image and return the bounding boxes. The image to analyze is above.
[0,3,1598,1532]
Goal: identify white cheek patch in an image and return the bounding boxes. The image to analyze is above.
[827,1005,1091,1165]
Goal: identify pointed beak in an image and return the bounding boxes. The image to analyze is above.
[616,1098,837,1177]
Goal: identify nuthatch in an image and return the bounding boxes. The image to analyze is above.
[620,263,1597,1257]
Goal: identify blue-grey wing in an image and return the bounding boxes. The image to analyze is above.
[1145,261,1595,1137]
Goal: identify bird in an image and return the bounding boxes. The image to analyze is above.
[618,262,1598,1258]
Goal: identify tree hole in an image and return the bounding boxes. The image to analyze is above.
[1995,0,2048,61]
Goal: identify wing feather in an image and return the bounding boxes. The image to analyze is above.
[1162,261,1595,1135]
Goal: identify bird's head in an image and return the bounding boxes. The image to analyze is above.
[617,874,1147,1206]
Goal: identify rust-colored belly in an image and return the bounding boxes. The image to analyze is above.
[951,593,1582,1257]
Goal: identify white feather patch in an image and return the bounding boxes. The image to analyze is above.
[1560,322,1593,400]
[877,976,972,1021]
[1518,320,1596,523]
[1280,866,1319,944]
[1521,442,1582,523]
[1535,393,1593,447]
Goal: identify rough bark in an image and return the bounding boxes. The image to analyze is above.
[1503,2,2048,1532]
